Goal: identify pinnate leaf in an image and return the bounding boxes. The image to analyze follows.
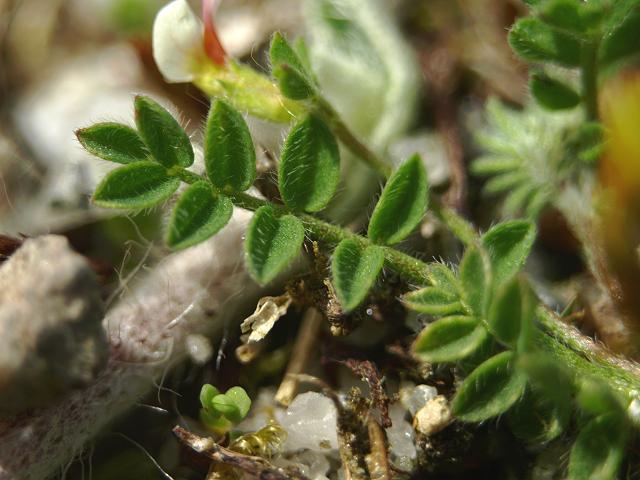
[482,220,535,287]
[279,115,340,212]
[530,72,581,110]
[134,95,194,168]
[76,122,148,164]
[508,17,582,67]
[93,161,180,209]
[404,287,463,316]
[332,238,384,312]
[413,316,488,363]
[245,206,305,284]
[205,100,256,192]
[166,182,233,250]
[368,154,428,245]
[270,32,315,100]
[568,412,629,480]
[452,351,526,422]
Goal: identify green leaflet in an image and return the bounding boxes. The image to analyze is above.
[507,387,569,444]
[512,354,573,443]
[482,220,536,288]
[93,161,180,209]
[205,100,256,192]
[166,182,233,250]
[403,287,464,316]
[245,206,305,284]
[530,72,581,110]
[459,245,490,317]
[368,154,428,245]
[270,32,316,100]
[576,378,625,416]
[413,316,488,363]
[76,122,148,165]
[539,0,605,35]
[134,95,194,168]
[426,263,461,294]
[508,17,582,67]
[278,115,340,212]
[568,412,629,480]
[488,275,536,349]
[439,207,478,246]
[600,5,640,70]
[331,238,384,312]
[451,351,527,422]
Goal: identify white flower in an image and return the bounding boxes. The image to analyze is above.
[152,0,205,83]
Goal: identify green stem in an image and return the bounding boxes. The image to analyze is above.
[314,96,392,179]
[581,38,600,121]
[230,192,431,284]
[537,307,640,404]
[178,170,640,407]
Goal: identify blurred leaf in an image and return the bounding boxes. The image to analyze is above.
[76,122,148,165]
[166,182,233,250]
[270,32,315,100]
[482,220,536,287]
[279,115,340,212]
[452,351,527,422]
[368,154,428,245]
[488,275,536,349]
[413,316,488,363]
[460,245,490,317]
[245,206,305,284]
[508,387,569,443]
[576,378,625,416]
[530,72,582,110]
[439,207,479,245]
[205,100,256,192]
[93,161,179,209]
[508,17,582,67]
[568,412,629,480]
[134,95,194,168]
[332,238,384,312]
[539,0,605,35]
[404,287,464,316]
[600,4,640,69]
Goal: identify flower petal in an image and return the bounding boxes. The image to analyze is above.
[152,0,205,83]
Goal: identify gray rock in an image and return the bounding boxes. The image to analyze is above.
[0,235,107,413]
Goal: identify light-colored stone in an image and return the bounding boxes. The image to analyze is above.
[399,383,438,416]
[277,392,339,452]
[0,235,107,413]
[386,403,416,470]
[413,395,452,436]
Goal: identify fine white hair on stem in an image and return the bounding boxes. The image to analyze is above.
[0,209,258,480]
